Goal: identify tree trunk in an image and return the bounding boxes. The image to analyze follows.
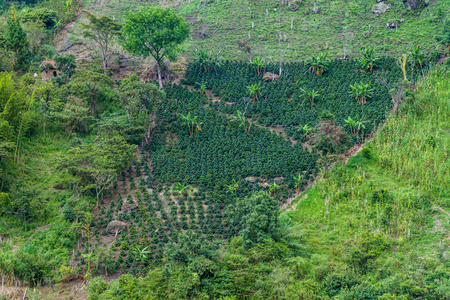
[102,57,107,75]
[157,63,163,90]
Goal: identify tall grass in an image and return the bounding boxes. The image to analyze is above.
[374,66,450,203]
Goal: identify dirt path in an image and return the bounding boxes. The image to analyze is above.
[54,1,84,51]
[432,203,450,218]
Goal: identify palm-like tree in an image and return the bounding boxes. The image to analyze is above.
[232,110,252,134]
[268,181,280,197]
[194,49,213,73]
[307,53,329,75]
[247,83,262,103]
[299,88,319,107]
[82,252,98,281]
[297,123,313,135]
[360,47,377,73]
[195,82,207,96]
[249,56,266,75]
[179,112,202,136]
[226,179,240,194]
[194,49,221,73]
[409,45,425,68]
[174,182,188,192]
[344,116,365,135]
[293,174,303,194]
[349,81,373,105]
[132,246,151,262]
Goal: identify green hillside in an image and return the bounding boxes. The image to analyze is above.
[0,0,448,299]
[88,65,450,299]
[64,0,448,61]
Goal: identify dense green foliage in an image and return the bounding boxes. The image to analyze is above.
[151,83,317,194]
[87,65,450,300]
[4,6,29,69]
[0,0,448,298]
[121,6,190,89]
[183,56,410,142]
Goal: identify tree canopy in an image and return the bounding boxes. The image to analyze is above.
[121,6,190,89]
[82,10,122,75]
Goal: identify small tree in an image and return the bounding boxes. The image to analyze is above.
[249,56,266,75]
[122,7,190,89]
[307,53,329,75]
[360,47,377,73]
[4,5,29,69]
[247,83,262,103]
[232,110,252,135]
[409,45,425,68]
[54,97,89,140]
[344,116,365,136]
[299,88,319,107]
[82,11,122,75]
[297,123,313,135]
[293,174,303,194]
[69,70,114,114]
[349,82,373,105]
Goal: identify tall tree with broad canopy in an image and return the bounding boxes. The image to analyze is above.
[81,11,122,75]
[121,6,190,89]
[58,134,136,206]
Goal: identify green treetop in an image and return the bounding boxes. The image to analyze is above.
[82,10,122,75]
[4,5,29,69]
[121,6,190,89]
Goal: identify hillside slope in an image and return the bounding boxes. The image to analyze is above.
[87,64,450,299]
[59,0,448,63]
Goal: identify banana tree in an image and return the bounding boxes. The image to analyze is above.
[349,81,373,105]
[293,174,303,194]
[179,112,202,136]
[268,181,280,197]
[299,88,319,107]
[344,116,365,136]
[174,182,188,192]
[297,123,313,135]
[360,47,377,73]
[51,18,63,36]
[132,246,151,262]
[307,53,329,75]
[195,82,207,96]
[247,83,262,103]
[249,56,266,75]
[194,49,221,73]
[82,251,98,282]
[226,179,240,195]
[232,110,252,135]
[409,45,425,68]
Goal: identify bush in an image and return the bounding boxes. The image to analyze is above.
[22,8,58,28]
